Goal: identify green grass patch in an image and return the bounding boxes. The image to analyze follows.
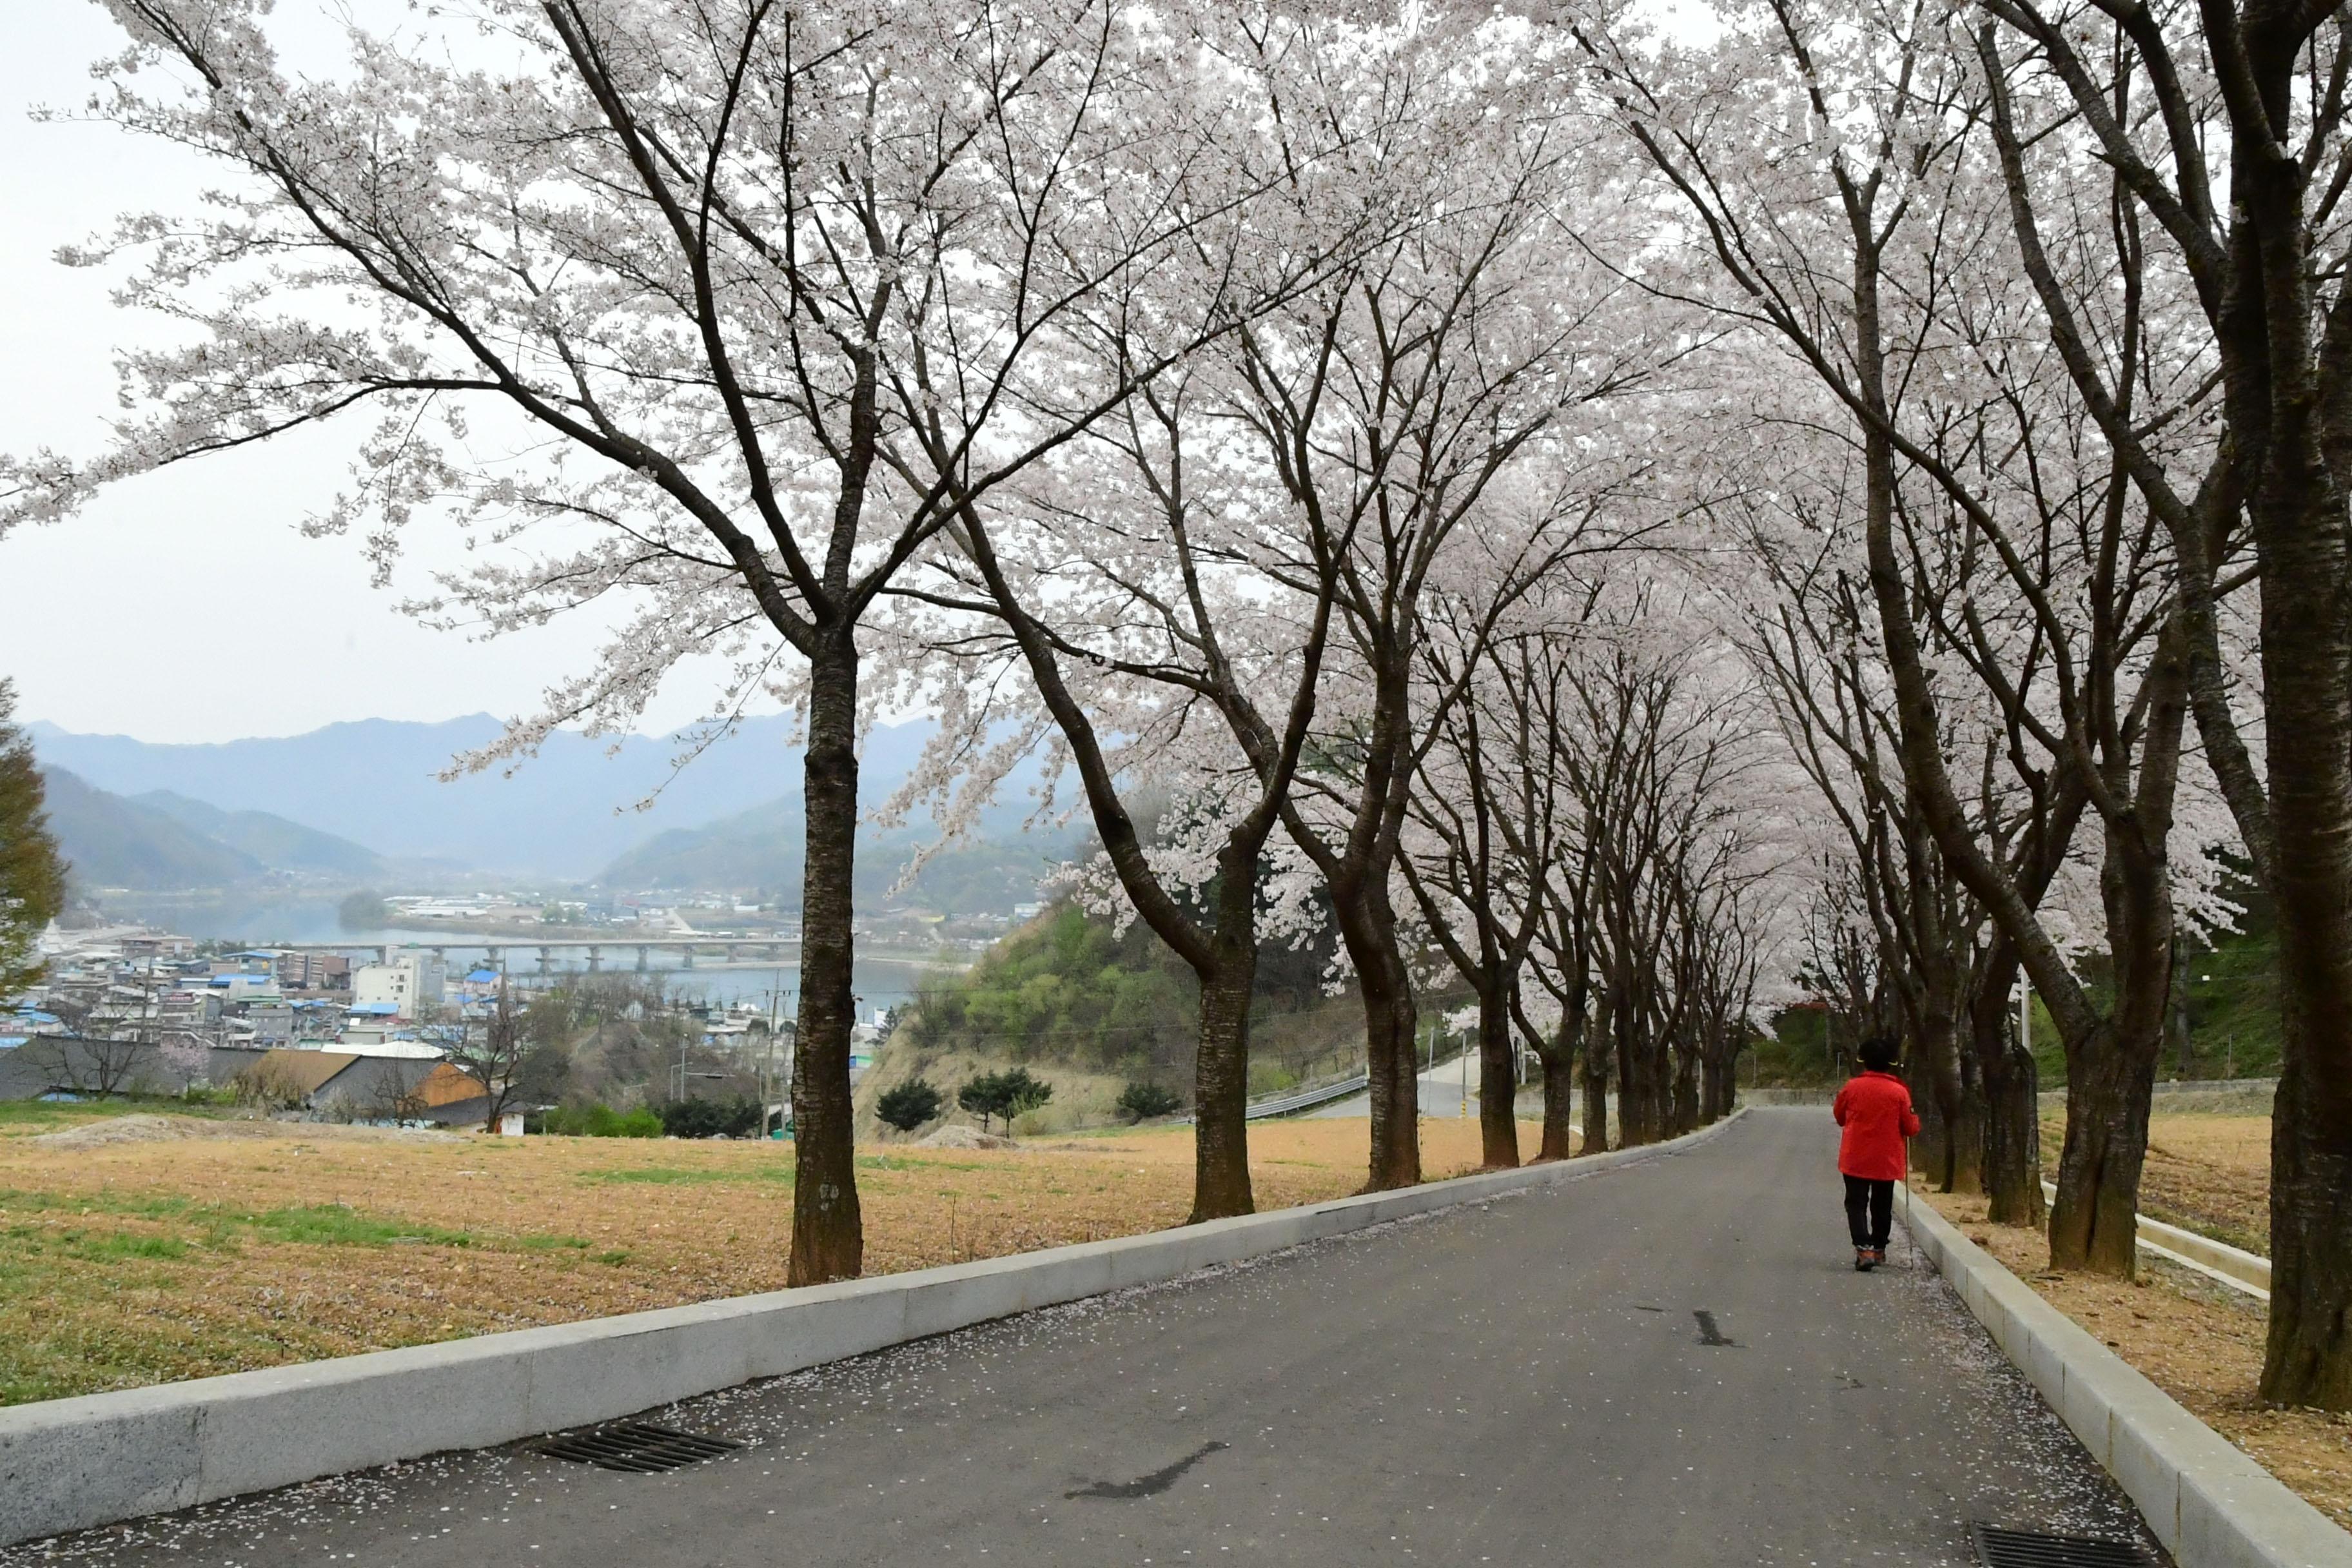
[511,1233,593,1251]
[66,1231,191,1262]
[0,1187,585,1253]
[246,1204,473,1248]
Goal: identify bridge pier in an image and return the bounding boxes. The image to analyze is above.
[585,945,601,973]
[681,945,695,969]
[485,946,502,975]
[536,946,551,975]
[635,946,649,972]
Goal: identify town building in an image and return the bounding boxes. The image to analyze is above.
[352,954,447,1017]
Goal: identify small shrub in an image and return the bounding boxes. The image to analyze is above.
[657,1095,762,1139]
[876,1078,944,1133]
[957,1067,1052,1135]
[538,1102,664,1137]
[1116,1080,1183,1122]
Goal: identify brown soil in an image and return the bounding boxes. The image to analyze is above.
[0,1110,1550,1406]
[1925,1189,2352,1531]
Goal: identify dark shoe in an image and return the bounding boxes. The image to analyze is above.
[1854,1248,1875,1272]
[1870,1248,1888,1267]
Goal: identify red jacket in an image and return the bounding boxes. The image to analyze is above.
[1832,1071,1920,1181]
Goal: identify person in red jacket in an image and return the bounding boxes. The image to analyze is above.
[1832,1036,1920,1271]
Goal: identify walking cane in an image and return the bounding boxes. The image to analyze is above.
[1901,1132,1913,1268]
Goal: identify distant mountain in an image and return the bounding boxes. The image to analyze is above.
[132,790,387,879]
[28,712,1054,882]
[41,769,263,890]
[598,794,1077,914]
[26,713,823,877]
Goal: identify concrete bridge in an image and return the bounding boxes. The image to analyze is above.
[271,937,801,974]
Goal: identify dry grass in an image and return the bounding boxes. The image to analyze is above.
[2040,1110,2271,1254]
[0,1108,1547,1407]
[2137,1114,2271,1254]
[1923,1188,2352,1531]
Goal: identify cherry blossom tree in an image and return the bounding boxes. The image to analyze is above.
[1579,0,2234,1277]
[6,0,1318,1284]
[1969,0,2352,1407]
[1244,59,1664,1190]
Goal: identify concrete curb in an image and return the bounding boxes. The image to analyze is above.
[1902,1188,2349,1566]
[0,1110,1745,1548]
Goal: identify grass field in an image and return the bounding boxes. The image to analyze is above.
[0,1102,1548,1407]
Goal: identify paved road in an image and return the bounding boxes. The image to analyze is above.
[1311,1049,1529,1119]
[17,1110,2164,1567]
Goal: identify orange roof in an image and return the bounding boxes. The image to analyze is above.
[416,1062,485,1108]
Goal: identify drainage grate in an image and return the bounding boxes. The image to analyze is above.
[533,1421,743,1473]
[1972,1523,2151,1568]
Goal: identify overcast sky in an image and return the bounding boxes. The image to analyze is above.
[0,6,723,746]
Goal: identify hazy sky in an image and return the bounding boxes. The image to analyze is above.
[0,6,722,746]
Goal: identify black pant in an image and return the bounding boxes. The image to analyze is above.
[1843,1175,1894,1250]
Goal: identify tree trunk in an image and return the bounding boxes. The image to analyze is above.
[2048,836,2172,1277]
[1189,835,1261,1222]
[1580,994,1610,1157]
[2228,44,2352,1409]
[1910,1063,1947,1184]
[1972,947,2044,1227]
[1669,1043,1700,1137]
[1614,997,1665,1146]
[787,637,864,1286]
[1950,1034,1986,1195]
[1342,883,1420,1190]
[1190,937,1257,1222]
[2047,1020,2157,1275]
[1477,978,1520,1170]
[1534,1014,1576,1162]
[1916,1011,1970,1193]
[1704,1030,1743,1121]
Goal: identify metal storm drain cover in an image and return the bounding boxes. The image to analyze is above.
[533,1421,744,1473]
[1972,1523,2151,1568]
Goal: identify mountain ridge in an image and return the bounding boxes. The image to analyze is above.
[27,712,1058,884]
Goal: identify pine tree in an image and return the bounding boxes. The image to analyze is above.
[0,679,66,997]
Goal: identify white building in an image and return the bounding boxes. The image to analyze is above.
[353,954,447,1017]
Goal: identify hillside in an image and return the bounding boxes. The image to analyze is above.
[132,790,387,879]
[40,769,262,890]
[37,769,397,893]
[888,901,1370,1102]
[2022,910,2283,1088]
[598,794,1075,914]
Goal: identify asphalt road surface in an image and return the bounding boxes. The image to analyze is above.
[14,1108,2164,1567]
[1311,1049,1507,1119]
